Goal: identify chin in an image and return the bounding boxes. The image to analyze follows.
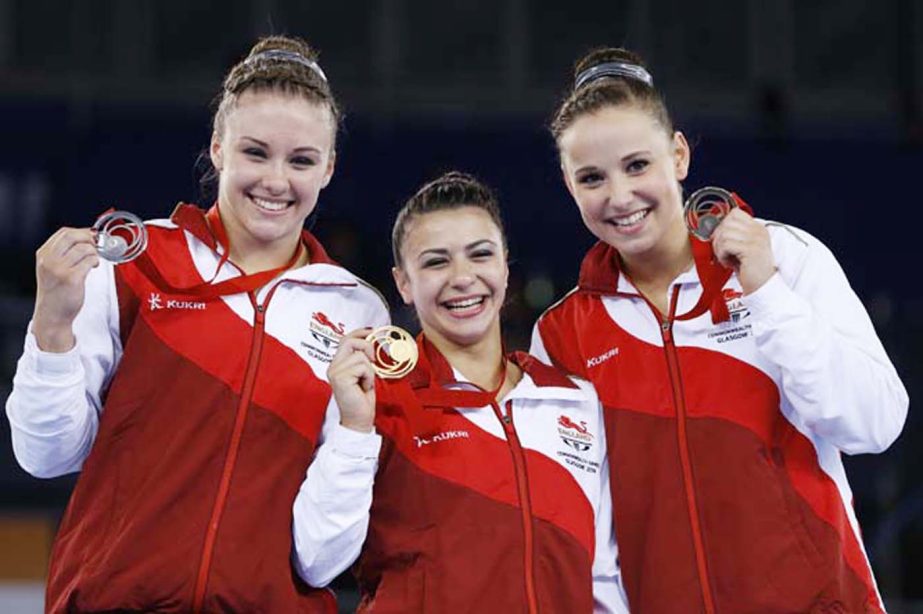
[438,324,491,349]
[605,231,657,255]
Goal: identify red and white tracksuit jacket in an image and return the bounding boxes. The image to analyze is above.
[293,335,629,613]
[6,204,389,613]
[531,222,908,613]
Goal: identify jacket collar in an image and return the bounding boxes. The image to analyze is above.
[404,334,583,404]
[170,202,357,286]
[575,238,731,323]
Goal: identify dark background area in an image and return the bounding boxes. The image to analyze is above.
[0,0,920,609]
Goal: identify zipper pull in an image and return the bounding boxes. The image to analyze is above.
[661,319,672,342]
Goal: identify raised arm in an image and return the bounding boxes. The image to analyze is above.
[292,330,382,586]
[6,227,121,477]
[715,215,908,454]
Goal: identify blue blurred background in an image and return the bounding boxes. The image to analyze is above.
[0,0,920,611]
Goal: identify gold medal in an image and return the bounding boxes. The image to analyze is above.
[365,326,418,379]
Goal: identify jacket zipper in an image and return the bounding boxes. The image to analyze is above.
[494,400,540,614]
[192,297,268,612]
[658,286,716,614]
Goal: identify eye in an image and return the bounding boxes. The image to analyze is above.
[470,249,494,260]
[576,171,604,186]
[243,147,267,159]
[290,155,317,168]
[626,158,649,174]
[421,257,447,268]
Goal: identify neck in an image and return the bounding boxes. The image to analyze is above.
[229,237,307,275]
[215,205,308,275]
[621,219,693,290]
[426,321,506,391]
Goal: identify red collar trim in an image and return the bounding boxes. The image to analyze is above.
[300,230,336,266]
[575,238,732,323]
[510,351,579,389]
[403,334,576,391]
[576,241,623,294]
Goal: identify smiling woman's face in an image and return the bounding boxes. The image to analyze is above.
[558,105,690,262]
[210,89,336,266]
[393,206,508,351]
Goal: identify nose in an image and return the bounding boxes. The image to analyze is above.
[608,179,633,209]
[449,258,476,289]
[261,161,290,195]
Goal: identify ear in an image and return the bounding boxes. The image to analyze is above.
[673,131,691,181]
[392,266,413,306]
[210,134,223,171]
[321,150,336,189]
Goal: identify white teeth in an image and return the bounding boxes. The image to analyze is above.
[445,297,484,310]
[613,209,649,226]
[252,197,289,212]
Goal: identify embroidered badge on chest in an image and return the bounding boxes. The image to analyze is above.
[301,311,345,363]
[706,288,753,344]
[722,288,750,324]
[555,415,600,474]
[557,415,594,452]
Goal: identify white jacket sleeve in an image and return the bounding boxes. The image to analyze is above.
[291,292,390,586]
[5,261,121,478]
[292,401,382,587]
[743,224,908,454]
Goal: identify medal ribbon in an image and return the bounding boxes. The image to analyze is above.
[675,192,753,324]
[131,203,304,299]
[375,338,509,437]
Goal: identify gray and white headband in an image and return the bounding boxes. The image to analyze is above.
[574,61,653,90]
[247,49,327,82]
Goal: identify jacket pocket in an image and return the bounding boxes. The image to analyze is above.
[762,446,826,570]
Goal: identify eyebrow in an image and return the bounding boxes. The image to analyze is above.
[573,149,652,175]
[622,149,652,161]
[240,136,321,154]
[416,239,498,260]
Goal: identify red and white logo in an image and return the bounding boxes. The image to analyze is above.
[312,312,345,335]
[722,288,750,323]
[557,415,594,452]
[309,311,345,348]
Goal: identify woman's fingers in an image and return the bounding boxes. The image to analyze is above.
[37,228,97,278]
[44,228,95,259]
[711,209,776,294]
[331,332,376,367]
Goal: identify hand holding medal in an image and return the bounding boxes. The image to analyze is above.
[684,186,774,294]
[328,325,417,434]
[31,209,149,352]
